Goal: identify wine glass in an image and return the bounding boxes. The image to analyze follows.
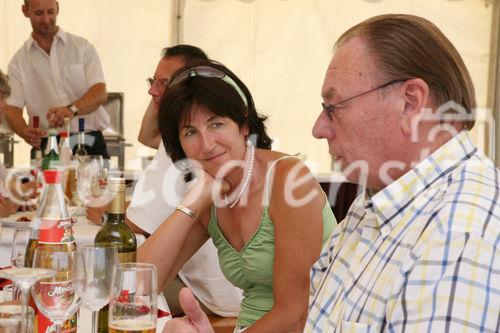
[0,267,55,333]
[81,244,118,333]
[108,263,157,332]
[11,227,31,268]
[76,155,106,206]
[10,227,32,300]
[31,250,85,333]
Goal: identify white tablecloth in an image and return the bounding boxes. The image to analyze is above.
[0,214,170,332]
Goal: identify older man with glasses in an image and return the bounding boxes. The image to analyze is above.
[163,14,499,333]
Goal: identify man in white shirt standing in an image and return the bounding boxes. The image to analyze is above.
[5,0,110,158]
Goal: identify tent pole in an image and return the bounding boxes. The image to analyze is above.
[489,0,500,164]
[171,0,185,44]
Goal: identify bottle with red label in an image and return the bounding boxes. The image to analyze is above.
[25,170,78,333]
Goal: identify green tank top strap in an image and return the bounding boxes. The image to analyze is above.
[262,155,301,207]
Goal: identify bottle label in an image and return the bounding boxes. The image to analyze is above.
[38,218,75,244]
[118,251,137,263]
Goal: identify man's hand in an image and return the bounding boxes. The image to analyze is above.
[163,288,214,333]
[21,126,46,148]
[47,106,72,128]
[87,204,108,225]
[0,195,19,217]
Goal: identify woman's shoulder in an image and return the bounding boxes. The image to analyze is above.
[255,150,316,190]
[257,149,303,169]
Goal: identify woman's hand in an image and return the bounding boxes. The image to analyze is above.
[180,167,230,215]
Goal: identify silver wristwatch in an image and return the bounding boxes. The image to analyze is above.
[67,104,79,117]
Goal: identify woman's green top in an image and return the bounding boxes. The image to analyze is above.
[207,156,336,327]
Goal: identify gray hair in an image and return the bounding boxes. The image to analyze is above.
[0,71,11,98]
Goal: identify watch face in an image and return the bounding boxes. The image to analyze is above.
[70,105,78,115]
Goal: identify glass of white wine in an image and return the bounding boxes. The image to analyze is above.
[108,263,157,333]
[81,244,118,333]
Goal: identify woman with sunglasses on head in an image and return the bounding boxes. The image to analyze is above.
[138,61,336,333]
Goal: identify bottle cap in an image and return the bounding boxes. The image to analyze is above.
[43,170,63,184]
[33,116,39,128]
[60,131,69,138]
[78,118,85,132]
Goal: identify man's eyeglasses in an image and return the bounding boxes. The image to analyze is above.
[146,77,169,89]
[322,79,406,119]
[169,65,248,107]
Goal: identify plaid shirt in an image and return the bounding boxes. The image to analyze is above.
[306,131,500,332]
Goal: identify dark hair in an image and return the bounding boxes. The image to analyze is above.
[337,14,476,129]
[161,45,208,64]
[0,70,11,98]
[158,61,272,163]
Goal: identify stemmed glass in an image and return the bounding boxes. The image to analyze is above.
[108,263,158,332]
[0,266,55,333]
[31,250,85,333]
[81,244,118,333]
[10,227,32,300]
[10,227,31,269]
[76,155,107,206]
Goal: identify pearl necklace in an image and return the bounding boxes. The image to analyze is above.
[224,141,255,208]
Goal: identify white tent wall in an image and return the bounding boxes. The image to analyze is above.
[0,0,175,169]
[0,0,495,172]
[180,0,494,173]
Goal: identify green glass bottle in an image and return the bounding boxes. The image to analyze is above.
[94,177,137,333]
[41,128,60,170]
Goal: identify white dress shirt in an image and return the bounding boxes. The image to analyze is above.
[127,140,243,317]
[6,28,110,132]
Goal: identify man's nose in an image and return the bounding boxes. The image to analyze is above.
[149,84,164,97]
[42,13,51,24]
[312,111,335,140]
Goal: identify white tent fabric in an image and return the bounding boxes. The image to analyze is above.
[0,0,494,172]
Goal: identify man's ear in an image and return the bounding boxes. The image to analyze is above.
[400,78,430,137]
[22,4,29,18]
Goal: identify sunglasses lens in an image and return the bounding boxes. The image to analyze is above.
[196,66,224,79]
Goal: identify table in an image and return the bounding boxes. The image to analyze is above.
[0,214,146,267]
[0,214,171,332]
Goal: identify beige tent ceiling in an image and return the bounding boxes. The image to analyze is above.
[0,0,498,172]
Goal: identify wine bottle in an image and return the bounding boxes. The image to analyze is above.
[30,116,42,172]
[24,170,78,333]
[74,117,88,158]
[41,128,60,170]
[59,118,73,165]
[95,177,137,333]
